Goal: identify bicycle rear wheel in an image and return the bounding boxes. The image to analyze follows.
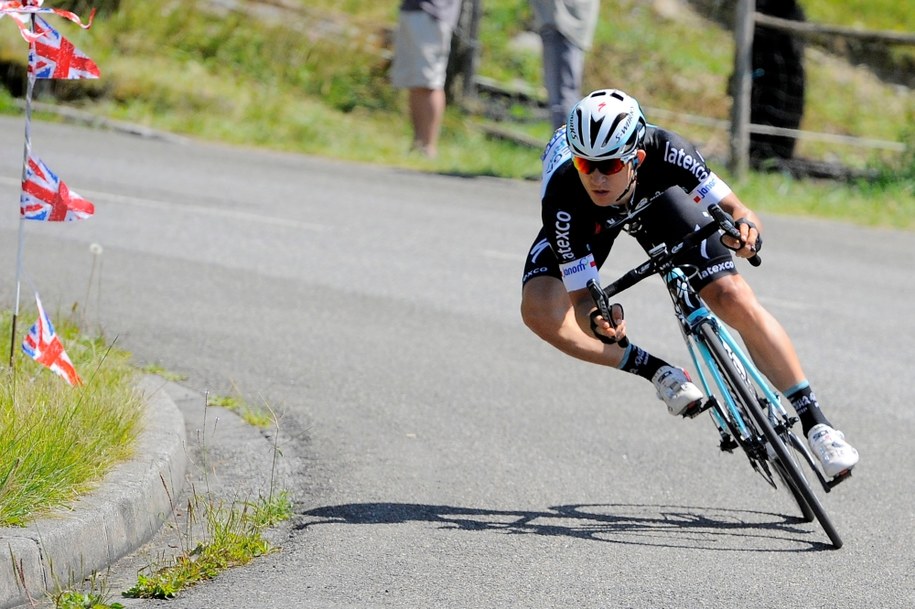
[699,323,843,548]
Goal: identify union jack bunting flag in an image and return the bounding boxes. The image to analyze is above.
[20,154,95,221]
[1,2,95,44]
[28,16,98,79]
[22,293,83,386]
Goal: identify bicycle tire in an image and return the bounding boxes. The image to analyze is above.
[771,439,816,523]
[699,323,843,548]
[719,369,819,524]
[707,346,813,521]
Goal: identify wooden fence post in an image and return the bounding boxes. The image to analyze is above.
[462,0,482,100]
[446,0,482,106]
[729,0,755,178]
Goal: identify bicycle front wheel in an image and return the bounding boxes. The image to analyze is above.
[771,433,816,523]
[699,323,843,548]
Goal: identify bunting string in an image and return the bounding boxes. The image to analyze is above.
[2,0,98,379]
[1,1,96,42]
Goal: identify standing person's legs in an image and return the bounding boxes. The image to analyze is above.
[539,26,585,130]
[408,87,446,157]
[390,11,453,158]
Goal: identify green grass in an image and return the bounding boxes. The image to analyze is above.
[803,0,914,32]
[47,484,292,606]
[51,569,125,609]
[731,165,914,229]
[207,392,274,429]
[118,389,292,601]
[124,491,292,600]
[55,590,124,609]
[0,309,143,527]
[138,363,187,383]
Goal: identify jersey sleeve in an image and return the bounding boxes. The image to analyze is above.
[652,128,733,206]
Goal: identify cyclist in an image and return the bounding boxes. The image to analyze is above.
[520,88,859,478]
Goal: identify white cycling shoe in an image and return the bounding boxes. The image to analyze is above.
[652,366,703,416]
[807,424,859,478]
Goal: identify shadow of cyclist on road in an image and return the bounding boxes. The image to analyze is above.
[298,502,832,552]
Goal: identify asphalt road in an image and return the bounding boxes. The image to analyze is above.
[1,117,913,608]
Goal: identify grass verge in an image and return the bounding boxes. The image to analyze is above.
[1,300,292,604]
[35,362,293,606]
[0,309,142,527]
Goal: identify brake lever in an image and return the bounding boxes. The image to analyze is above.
[587,279,630,348]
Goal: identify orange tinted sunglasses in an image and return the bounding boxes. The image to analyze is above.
[572,156,630,175]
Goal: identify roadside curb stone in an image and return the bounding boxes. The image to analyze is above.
[0,375,187,609]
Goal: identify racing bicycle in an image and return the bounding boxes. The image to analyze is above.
[587,198,850,548]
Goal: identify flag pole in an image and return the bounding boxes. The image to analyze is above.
[9,14,35,369]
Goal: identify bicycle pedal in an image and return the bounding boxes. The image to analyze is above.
[826,468,853,490]
[682,399,710,419]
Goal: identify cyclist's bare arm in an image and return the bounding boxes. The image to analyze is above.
[570,288,626,344]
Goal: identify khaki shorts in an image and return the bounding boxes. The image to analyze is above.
[390,11,453,89]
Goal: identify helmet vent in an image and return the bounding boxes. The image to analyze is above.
[589,117,604,148]
[573,108,585,144]
[599,113,627,149]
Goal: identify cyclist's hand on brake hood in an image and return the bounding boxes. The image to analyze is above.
[721,216,763,259]
[716,195,763,259]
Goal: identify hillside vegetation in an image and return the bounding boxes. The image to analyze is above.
[0,0,911,228]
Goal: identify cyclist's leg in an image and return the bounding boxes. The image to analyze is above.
[636,187,806,393]
[700,274,859,476]
[699,273,805,392]
[633,189,856,468]
[695,273,836,434]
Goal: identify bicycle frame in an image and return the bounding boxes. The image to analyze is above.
[663,266,822,485]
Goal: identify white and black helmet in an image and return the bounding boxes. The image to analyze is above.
[566,89,647,161]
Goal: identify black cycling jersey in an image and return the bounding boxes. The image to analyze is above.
[523,125,737,291]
